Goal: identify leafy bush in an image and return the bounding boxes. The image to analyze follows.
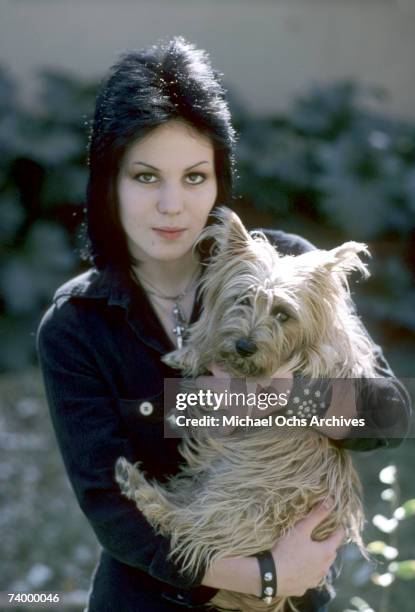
[233,82,415,375]
[0,70,414,372]
[0,68,96,371]
[332,454,415,612]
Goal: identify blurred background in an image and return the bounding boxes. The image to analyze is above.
[1,1,414,610]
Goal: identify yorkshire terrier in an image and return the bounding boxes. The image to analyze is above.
[116,207,378,612]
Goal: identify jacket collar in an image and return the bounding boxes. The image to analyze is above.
[53,264,130,304]
[53,264,203,355]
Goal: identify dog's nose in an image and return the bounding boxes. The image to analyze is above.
[235,338,257,357]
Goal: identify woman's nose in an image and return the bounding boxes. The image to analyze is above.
[157,183,184,215]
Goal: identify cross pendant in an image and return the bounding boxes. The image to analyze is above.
[173,304,186,325]
[172,324,185,349]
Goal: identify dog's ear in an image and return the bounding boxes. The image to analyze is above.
[323,242,371,279]
[194,206,251,258]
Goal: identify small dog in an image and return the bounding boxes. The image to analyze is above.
[116,207,378,612]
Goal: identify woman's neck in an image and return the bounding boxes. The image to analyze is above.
[132,252,201,297]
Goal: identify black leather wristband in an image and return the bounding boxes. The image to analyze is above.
[254,550,277,604]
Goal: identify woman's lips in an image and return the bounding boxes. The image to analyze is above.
[152,228,187,240]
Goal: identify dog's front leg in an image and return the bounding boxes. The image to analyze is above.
[115,457,176,533]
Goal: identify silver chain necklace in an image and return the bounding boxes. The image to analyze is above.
[135,267,201,349]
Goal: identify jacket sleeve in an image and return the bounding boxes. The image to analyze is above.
[333,344,412,452]
[36,299,207,591]
[260,227,412,451]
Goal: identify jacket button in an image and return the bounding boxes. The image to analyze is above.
[138,401,154,416]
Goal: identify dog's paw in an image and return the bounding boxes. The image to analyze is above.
[115,457,135,497]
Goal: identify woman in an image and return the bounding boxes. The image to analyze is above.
[36,37,410,611]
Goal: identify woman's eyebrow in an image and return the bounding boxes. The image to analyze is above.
[132,161,210,171]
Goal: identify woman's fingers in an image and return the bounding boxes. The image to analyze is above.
[299,500,345,549]
[297,500,335,537]
[320,525,346,566]
[270,500,345,597]
[323,525,346,548]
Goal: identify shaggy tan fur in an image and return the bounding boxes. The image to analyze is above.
[115,207,378,612]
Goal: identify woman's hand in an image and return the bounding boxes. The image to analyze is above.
[198,364,295,413]
[201,501,344,598]
[270,500,345,597]
[192,364,295,434]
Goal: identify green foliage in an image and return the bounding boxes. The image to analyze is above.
[344,595,375,612]
[396,499,415,519]
[0,67,96,371]
[335,456,415,612]
[365,464,415,610]
[234,82,415,374]
[0,69,414,372]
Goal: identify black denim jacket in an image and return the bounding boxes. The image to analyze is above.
[36,228,411,611]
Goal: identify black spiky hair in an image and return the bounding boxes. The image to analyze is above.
[81,36,236,270]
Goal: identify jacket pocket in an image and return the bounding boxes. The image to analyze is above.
[115,392,179,477]
[115,391,165,431]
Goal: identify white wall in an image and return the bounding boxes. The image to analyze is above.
[1,0,415,119]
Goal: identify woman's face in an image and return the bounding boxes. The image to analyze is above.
[116,120,217,265]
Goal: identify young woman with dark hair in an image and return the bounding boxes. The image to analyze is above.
[84,39,235,272]
[36,37,410,612]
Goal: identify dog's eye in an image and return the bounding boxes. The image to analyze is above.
[272,308,290,322]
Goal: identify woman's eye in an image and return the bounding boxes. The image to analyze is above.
[135,173,157,184]
[185,173,206,185]
[272,309,290,323]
